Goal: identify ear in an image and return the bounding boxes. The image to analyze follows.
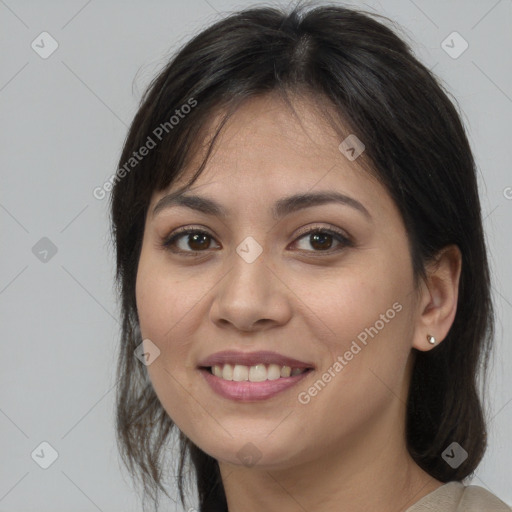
[411,244,462,352]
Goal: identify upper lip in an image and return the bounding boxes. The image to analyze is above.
[198,350,314,369]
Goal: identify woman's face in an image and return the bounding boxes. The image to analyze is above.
[136,94,423,470]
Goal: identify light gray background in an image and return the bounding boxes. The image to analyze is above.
[1,0,511,510]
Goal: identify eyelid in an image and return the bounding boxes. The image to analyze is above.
[161,225,220,254]
[161,223,353,254]
[292,223,352,243]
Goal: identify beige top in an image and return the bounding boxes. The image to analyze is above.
[405,481,511,511]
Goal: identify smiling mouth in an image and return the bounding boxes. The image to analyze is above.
[200,363,313,382]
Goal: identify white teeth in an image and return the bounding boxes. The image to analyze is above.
[280,366,291,378]
[222,363,233,380]
[209,363,309,381]
[267,364,281,380]
[249,364,267,382]
[233,364,249,381]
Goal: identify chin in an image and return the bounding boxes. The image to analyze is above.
[193,432,307,470]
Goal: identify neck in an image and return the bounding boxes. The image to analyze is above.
[218,396,443,512]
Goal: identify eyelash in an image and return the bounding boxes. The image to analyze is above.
[160,225,353,257]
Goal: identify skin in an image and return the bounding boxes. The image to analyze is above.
[135,92,462,512]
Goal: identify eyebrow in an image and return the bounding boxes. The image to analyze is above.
[151,190,372,221]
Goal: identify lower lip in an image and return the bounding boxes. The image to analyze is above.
[199,368,312,402]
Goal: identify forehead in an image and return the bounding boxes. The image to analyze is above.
[154,92,380,201]
[147,93,407,244]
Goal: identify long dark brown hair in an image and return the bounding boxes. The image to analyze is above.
[109,2,495,511]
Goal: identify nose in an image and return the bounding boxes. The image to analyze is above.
[209,249,292,333]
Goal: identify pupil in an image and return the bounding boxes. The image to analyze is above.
[311,233,332,250]
[190,233,209,250]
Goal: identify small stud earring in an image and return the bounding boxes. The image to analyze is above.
[427,334,436,345]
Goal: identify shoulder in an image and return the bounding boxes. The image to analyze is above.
[460,483,512,511]
[406,481,511,512]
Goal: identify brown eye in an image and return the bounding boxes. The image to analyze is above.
[308,232,334,250]
[162,229,220,254]
[162,226,352,256]
[293,228,351,253]
[186,232,212,251]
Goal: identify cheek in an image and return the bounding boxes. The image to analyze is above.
[135,251,195,392]
[136,248,203,342]
[135,252,202,430]
[136,270,179,339]
[295,251,414,393]
[297,262,405,341]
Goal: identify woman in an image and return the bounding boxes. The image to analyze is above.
[109,3,511,511]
